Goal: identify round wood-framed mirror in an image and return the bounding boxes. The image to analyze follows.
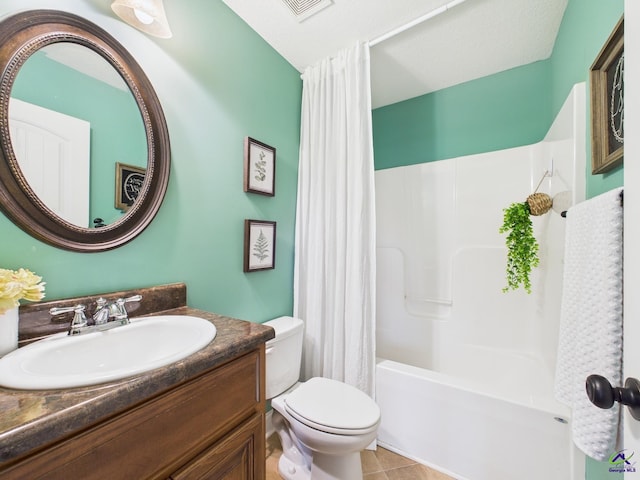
[0,10,170,252]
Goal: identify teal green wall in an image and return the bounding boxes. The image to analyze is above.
[373,0,624,199]
[12,51,146,225]
[373,59,552,170]
[550,0,624,199]
[0,0,302,323]
[372,0,624,478]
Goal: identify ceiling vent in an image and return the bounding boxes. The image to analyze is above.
[282,0,333,22]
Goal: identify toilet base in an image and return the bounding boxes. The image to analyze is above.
[277,449,363,480]
[278,453,311,480]
[311,451,363,480]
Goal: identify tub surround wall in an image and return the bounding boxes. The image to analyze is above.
[0,283,275,466]
[376,83,585,376]
[374,84,586,480]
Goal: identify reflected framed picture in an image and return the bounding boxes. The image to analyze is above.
[244,219,276,272]
[244,137,276,196]
[115,162,146,211]
[590,16,624,174]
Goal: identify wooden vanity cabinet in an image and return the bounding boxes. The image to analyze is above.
[0,347,266,480]
[170,414,263,480]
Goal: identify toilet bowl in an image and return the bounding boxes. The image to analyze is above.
[264,317,380,480]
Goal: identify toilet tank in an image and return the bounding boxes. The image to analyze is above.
[263,316,304,399]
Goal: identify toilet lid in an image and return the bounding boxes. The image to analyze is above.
[284,377,380,435]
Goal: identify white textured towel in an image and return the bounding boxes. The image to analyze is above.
[554,187,623,461]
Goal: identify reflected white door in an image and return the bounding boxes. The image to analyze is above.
[8,98,90,227]
[625,1,640,477]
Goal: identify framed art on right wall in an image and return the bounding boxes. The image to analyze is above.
[590,16,624,174]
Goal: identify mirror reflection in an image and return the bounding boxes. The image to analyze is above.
[9,43,147,228]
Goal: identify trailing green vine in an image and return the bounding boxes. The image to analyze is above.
[499,202,540,294]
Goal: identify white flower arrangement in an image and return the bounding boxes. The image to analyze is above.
[0,268,45,315]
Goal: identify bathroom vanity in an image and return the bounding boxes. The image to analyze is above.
[0,284,274,479]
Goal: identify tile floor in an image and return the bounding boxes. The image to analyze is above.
[266,434,455,480]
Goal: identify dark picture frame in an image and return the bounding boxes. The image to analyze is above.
[115,162,146,211]
[590,16,624,174]
[243,219,276,272]
[243,137,275,196]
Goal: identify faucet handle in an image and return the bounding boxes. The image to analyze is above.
[123,294,142,304]
[50,304,88,335]
[120,294,142,316]
[109,294,142,323]
[50,304,86,319]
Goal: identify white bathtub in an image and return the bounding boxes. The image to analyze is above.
[375,356,584,480]
[374,245,585,479]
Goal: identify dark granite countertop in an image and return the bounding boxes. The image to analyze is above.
[0,284,275,466]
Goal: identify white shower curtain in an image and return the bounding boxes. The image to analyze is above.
[293,42,376,397]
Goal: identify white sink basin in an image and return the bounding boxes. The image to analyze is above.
[0,315,216,390]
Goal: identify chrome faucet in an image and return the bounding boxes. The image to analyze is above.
[93,297,109,325]
[50,294,142,336]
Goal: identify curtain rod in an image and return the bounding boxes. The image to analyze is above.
[368,0,469,47]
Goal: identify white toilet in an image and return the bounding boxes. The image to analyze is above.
[264,316,381,480]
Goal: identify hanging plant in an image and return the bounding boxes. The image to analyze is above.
[499,192,552,294]
[499,201,539,293]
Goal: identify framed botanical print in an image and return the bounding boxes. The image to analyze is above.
[244,137,276,196]
[590,16,624,174]
[243,219,276,272]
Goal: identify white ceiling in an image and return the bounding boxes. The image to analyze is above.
[222,0,569,108]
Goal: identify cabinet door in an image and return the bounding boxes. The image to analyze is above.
[171,413,265,480]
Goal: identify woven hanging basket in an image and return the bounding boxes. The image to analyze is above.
[526,192,553,216]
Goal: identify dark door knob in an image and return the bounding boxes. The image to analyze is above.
[586,374,640,420]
